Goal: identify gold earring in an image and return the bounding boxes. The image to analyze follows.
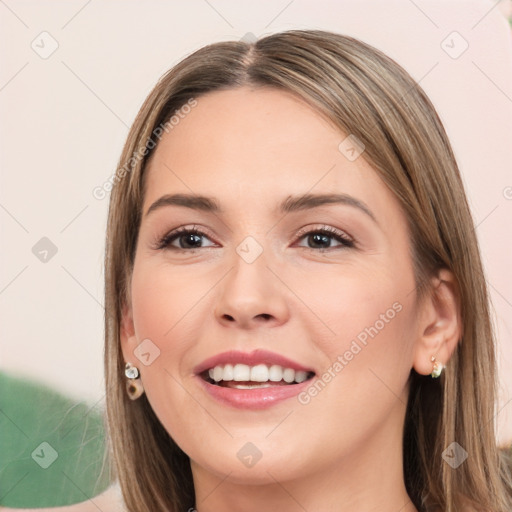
[125,362,145,400]
[431,356,443,378]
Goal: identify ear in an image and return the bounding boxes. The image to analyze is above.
[120,299,137,364]
[412,268,462,376]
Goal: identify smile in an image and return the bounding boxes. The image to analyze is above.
[194,350,316,409]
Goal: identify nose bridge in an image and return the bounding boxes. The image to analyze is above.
[215,233,289,327]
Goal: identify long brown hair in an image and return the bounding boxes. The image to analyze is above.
[103,29,512,511]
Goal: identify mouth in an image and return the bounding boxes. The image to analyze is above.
[200,363,315,389]
[194,350,316,409]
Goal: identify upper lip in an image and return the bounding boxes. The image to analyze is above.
[194,349,315,376]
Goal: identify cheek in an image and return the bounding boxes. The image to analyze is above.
[130,260,205,346]
[128,264,209,444]
[298,260,413,345]
[302,260,417,401]
[311,309,416,437]
[128,264,186,398]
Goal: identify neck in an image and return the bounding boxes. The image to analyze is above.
[191,399,418,512]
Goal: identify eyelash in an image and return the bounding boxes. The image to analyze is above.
[154,225,355,252]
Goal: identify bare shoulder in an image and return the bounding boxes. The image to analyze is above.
[0,485,126,512]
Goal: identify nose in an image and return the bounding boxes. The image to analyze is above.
[214,245,290,330]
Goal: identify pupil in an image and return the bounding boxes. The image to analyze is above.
[183,234,202,248]
[310,233,329,248]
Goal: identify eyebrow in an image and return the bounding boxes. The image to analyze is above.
[144,192,377,223]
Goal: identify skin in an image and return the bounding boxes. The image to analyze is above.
[4,86,460,511]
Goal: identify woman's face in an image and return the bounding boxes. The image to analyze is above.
[122,86,423,484]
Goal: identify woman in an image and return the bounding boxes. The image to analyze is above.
[104,28,512,511]
[4,29,511,512]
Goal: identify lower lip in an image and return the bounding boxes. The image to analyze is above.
[196,376,313,410]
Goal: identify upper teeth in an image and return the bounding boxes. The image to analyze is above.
[207,364,309,384]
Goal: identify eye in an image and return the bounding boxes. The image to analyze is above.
[155,226,216,250]
[294,226,355,251]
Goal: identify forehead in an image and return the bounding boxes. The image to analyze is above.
[142,86,400,223]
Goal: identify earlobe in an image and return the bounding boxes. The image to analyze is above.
[120,301,145,400]
[412,269,462,377]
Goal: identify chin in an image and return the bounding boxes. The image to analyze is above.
[186,431,318,483]
[194,453,308,485]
